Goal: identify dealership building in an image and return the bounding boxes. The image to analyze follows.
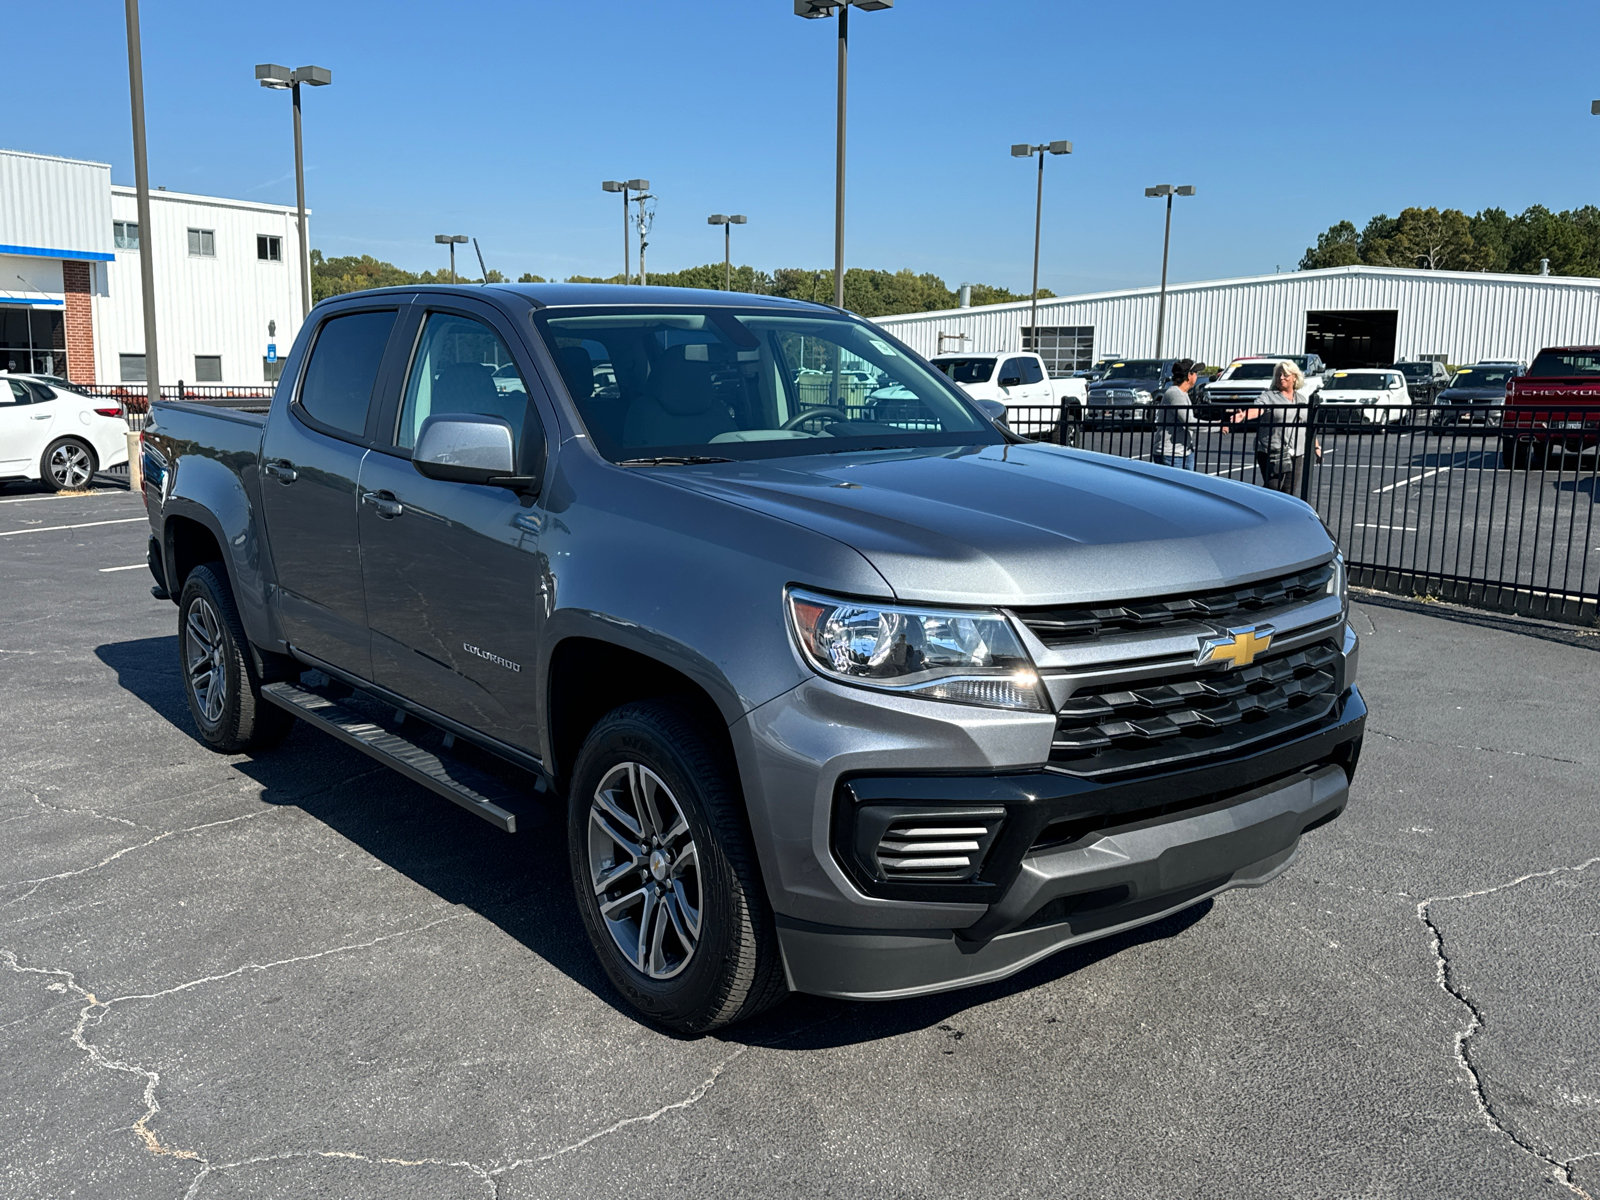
[873,264,1600,374]
[1,147,309,387]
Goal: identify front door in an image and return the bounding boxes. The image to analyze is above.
[357,304,550,753]
[258,306,401,677]
[0,379,51,475]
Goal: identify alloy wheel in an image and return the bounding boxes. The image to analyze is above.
[48,443,92,489]
[184,596,227,726]
[587,762,702,979]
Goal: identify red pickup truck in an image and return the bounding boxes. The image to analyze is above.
[1502,346,1600,468]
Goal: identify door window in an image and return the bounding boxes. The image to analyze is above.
[999,357,1026,384]
[3,380,32,405]
[1019,357,1045,385]
[397,313,531,453]
[297,310,397,437]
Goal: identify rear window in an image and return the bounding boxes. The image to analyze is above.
[934,357,995,384]
[1527,351,1600,377]
[297,310,398,436]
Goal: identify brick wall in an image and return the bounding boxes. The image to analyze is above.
[62,260,95,385]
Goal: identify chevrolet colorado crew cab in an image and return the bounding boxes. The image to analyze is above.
[141,283,1365,1032]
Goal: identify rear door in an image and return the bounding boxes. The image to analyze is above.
[0,379,50,475]
[356,298,553,752]
[259,302,405,678]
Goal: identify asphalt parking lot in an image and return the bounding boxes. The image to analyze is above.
[3,482,1598,1199]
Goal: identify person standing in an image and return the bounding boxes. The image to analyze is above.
[1226,360,1320,493]
[1155,358,1200,470]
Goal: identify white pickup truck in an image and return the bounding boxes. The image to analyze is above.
[929,351,1087,445]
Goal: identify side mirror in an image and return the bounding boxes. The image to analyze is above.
[412,414,538,494]
[973,397,1009,427]
[998,374,1023,388]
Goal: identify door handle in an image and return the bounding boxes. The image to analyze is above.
[362,490,403,519]
[263,461,298,483]
[30,414,51,420]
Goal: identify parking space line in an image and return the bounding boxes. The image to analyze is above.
[0,490,129,505]
[1373,466,1452,494]
[1354,523,1419,531]
[99,564,146,572]
[0,518,147,537]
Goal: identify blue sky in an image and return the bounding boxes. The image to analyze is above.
[11,0,1598,295]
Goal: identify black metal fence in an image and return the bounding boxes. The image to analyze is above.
[1005,401,1599,624]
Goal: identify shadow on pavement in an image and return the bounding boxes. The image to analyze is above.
[1352,591,1600,651]
[97,634,1220,1042]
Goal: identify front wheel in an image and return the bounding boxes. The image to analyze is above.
[39,437,96,492]
[568,700,787,1033]
[178,564,294,753]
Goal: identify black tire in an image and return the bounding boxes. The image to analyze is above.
[567,699,787,1033]
[1055,407,1082,447]
[1501,437,1541,471]
[39,437,97,492]
[177,564,294,754]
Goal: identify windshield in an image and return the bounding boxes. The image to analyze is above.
[1448,367,1513,389]
[1094,359,1163,383]
[532,307,1001,462]
[1395,364,1433,379]
[1528,350,1600,378]
[933,357,996,384]
[1325,372,1398,391]
[1224,363,1280,381]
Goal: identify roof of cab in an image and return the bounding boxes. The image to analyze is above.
[318,281,842,313]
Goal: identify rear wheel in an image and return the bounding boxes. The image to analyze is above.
[568,699,787,1033]
[39,437,96,492]
[1501,437,1542,470]
[178,564,294,753]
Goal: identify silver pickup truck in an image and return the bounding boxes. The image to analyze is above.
[140,283,1365,1032]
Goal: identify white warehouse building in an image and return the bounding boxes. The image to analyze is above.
[1,147,309,388]
[872,265,1600,375]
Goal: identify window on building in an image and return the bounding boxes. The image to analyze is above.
[187,228,216,257]
[114,221,140,250]
[1023,326,1095,377]
[257,235,282,263]
[194,356,223,383]
[120,354,147,383]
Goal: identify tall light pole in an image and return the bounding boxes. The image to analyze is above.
[795,0,893,309]
[707,214,747,292]
[256,64,331,319]
[602,178,648,283]
[434,234,468,284]
[124,0,160,403]
[1144,183,1195,357]
[1010,140,1072,349]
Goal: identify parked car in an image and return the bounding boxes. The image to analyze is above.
[0,374,130,491]
[1502,346,1600,468]
[1194,357,1322,421]
[1431,364,1518,429]
[1392,361,1452,405]
[1084,358,1176,426]
[140,282,1364,1032]
[929,351,1087,444]
[1315,369,1414,428]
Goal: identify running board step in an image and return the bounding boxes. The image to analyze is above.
[260,681,522,832]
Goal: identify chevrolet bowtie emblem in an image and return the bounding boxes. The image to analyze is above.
[1198,624,1274,670]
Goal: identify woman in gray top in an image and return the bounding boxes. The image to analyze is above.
[1225,360,1321,493]
[1156,358,1200,470]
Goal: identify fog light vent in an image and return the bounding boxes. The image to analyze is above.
[856,806,1006,883]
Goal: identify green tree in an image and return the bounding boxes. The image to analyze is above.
[1299,220,1361,270]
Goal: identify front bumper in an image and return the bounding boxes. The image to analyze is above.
[740,671,1366,1000]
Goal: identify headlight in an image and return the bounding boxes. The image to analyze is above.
[786,588,1047,711]
[1328,553,1348,617]
[1133,390,1153,403]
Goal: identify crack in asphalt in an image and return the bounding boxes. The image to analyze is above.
[1417,857,1600,1199]
[1371,726,1586,766]
[180,1149,498,1200]
[2,914,472,1182]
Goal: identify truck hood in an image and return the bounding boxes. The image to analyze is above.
[650,444,1331,606]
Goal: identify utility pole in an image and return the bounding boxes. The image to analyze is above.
[602,178,648,282]
[634,191,655,286]
[124,0,160,405]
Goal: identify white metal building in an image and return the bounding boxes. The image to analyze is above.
[872,265,1600,374]
[1,147,308,387]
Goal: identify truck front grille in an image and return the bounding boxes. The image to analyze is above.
[1049,639,1341,777]
[1013,563,1333,645]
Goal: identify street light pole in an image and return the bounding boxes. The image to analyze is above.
[707,214,747,291]
[435,234,468,284]
[602,179,648,283]
[796,0,893,309]
[256,64,330,319]
[1143,184,1195,357]
[125,0,160,404]
[1010,140,1072,350]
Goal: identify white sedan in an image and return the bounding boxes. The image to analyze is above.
[0,375,130,491]
[1316,369,1414,427]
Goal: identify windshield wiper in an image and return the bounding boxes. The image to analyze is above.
[616,455,735,466]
